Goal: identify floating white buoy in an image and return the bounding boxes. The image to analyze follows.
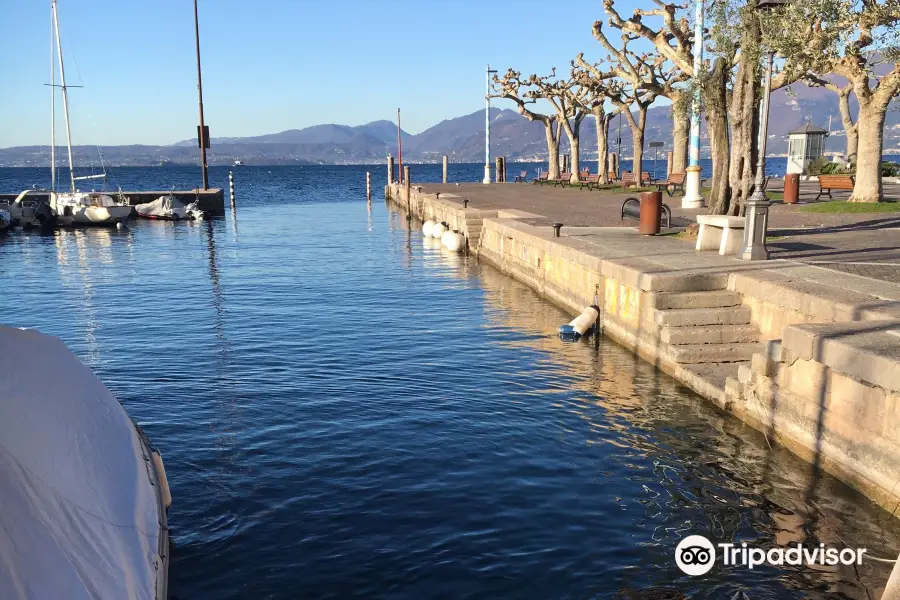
[442,231,465,252]
[431,222,447,239]
[570,306,600,337]
[115,222,125,231]
[423,220,435,237]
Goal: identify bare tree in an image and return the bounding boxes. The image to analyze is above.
[492,69,562,179]
[587,15,689,183]
[769,0,900,201]
[571,56,623,183]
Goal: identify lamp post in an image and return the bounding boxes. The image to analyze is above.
[483,64,497,185]
[682,0,705,209]
[738,0,786,260]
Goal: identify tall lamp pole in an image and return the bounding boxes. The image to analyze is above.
[739,0,786,260]
[193,0,209,190]
[682,0,705,208]
[483,64,497,185]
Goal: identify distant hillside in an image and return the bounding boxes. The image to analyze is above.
[3,83,898,167]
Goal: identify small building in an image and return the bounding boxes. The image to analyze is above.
[786,122,828,174]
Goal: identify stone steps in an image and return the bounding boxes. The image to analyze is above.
[650,290,743,310]
[653,306,752,327]
[666,342,763,364]
[661,323,760,345]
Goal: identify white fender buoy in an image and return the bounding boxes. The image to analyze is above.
[151,451,172,510]
[570,306,600,336]
[431,222,447,239]
[423,220,435,237]
[444,231,465,253]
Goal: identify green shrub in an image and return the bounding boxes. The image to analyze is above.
[808,157,851,176]
[881,161,900,177]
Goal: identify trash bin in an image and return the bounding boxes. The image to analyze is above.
[639,191,663,235]
[783,173,800,204]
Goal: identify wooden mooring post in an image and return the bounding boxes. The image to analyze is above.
[442,155,448,183]
[403,166,410,201]
[387,155,395,185]
[501,156,507,182]
[495,157,502,183]
[229,170,236,210]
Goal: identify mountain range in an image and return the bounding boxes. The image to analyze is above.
[2,84,898,168]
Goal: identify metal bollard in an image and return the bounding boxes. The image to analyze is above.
[229,170,236,210]
[463,199,469,208]
[552,222,563,237]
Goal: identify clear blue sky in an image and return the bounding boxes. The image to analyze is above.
[0,0,648,147]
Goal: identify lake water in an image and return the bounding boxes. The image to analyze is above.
[1,166,899,599]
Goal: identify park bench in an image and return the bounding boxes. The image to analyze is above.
[514,170,528,183]
[578,174,601,190]
[641,171,653,186]
[695,214,746,256]
[815,174,855,201]
[618,171,637,191]
[607,170,618,182]
[655,172,686,197]
[551,172,573,187]
[533,172,549,185]
[620,196,672,228]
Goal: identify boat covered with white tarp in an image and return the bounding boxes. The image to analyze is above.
[0,325,169,600]
[135,195,189,221]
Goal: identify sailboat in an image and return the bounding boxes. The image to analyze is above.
[43,0,131,226]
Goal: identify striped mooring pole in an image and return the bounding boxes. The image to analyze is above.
[366,172,371,201]
[229,170,236,210]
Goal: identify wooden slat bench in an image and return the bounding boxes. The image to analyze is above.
[578,174,601,190]
[641,171,653,186]
[551,172,572,187]
[514,170,528,183]
[655,172,686,197]
[618,171,636,191]
[815,174,855,201]
[696,215,746,255]
[607,170,618,183]
[533,172,549,185]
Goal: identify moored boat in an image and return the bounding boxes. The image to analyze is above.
[52,191,133,226]
[135,195,189,220]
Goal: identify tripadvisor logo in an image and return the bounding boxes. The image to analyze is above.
[675,535,867,576]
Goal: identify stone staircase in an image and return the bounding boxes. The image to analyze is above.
[463,214,484,251]
[647,290,763,365]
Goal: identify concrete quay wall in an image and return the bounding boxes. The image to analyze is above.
[387,183,900,517]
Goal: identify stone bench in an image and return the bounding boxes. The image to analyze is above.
[695,215,745,256]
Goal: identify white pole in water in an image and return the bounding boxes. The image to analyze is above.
[51,0,75,193]
[49,9,56,193]
[366,172,371,200]
[229,170,235,210]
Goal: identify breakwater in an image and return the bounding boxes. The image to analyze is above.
[387,181,900,519]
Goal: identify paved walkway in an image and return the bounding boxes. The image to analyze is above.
[422,181,900,285]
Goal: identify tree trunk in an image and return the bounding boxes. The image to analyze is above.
[837,88,858,163]
[630,107,646,178]
[539,119,561,179]
[562,115,584,183]
[593,107,609,183]
[670,92,689,174]
[727,15,762,216]
[850,103,885,202]
[705,57,732,215]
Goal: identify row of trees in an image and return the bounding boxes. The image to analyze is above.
[493,0,900,211]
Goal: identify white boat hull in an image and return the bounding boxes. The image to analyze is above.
[58,205,132,226]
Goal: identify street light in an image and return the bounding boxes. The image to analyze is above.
[682,0,705,209]
[484,64,498,185]
[738,0,787,260]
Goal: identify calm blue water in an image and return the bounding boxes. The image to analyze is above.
[1,166,899,600]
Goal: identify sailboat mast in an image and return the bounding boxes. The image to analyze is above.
[51,0,75,193]
[49,9,56,193]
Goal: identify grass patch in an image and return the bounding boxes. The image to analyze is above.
[799,201,900,213]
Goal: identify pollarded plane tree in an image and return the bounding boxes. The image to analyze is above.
[768,0,900,202]
[492,69,564,180]
[571,56,625,184]
[602,0,803,215]
[584,16,691,179]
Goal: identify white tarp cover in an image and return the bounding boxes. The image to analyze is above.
[0,326,163,600]
[135,196,187,219]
